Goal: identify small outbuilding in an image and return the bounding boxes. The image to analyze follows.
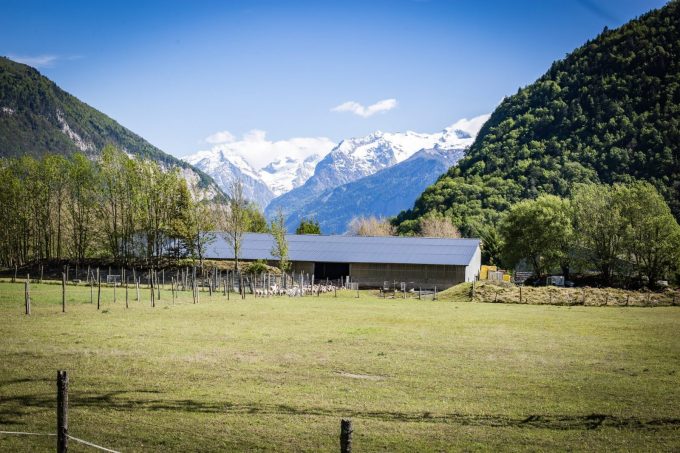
[205,233,481,289]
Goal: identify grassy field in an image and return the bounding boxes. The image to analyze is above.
[0,280,679,452]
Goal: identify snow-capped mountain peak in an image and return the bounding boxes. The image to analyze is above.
[264,113,490,222]
[184,148,327,207]
[259,153,322,196]
[184,148,274,207]
[186,114,490,214]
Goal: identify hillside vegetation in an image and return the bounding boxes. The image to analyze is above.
[396,1,680,235]
[0,57,215,188]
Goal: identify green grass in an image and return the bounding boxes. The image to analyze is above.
[0,281,679,452]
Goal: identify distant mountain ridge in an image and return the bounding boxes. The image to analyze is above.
[184,149,324,207]
[184,149,276,207]
[265,115,489,229]
[0,56,221,196]
[286,146,467,233]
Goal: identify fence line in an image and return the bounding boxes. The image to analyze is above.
[0,430,121,453]
[67,434,121,453]
[0,430,55,437]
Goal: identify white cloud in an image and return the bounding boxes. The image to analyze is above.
[200,129,336,169]
[204,130,235,144]
[8,54,59,68]
[448,114,491,137]
[331,98,398,118]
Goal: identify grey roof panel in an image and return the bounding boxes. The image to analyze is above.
[206,233,480,266]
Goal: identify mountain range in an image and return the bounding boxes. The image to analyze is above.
[185,115,488,232]
[184,149,323,208]
[0,56,222,198]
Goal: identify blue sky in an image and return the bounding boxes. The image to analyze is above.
[0,0,669,162]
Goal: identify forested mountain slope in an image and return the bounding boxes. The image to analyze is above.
[0,57,218,192]
[395,1,680,235]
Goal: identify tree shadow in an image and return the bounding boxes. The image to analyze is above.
[1,389,678,431]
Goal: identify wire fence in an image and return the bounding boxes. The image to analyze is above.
[0,430,120,452]
[0,371,356,453]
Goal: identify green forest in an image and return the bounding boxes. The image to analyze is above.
[0,148,267,267]
[497,182,680,286]
[395,1,680,240]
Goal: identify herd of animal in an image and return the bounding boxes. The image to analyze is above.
[253,283,337,297]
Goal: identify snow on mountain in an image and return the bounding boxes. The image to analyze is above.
[259,153,323,196]
[284,146,467,234]
[184,130,336,209]
[265,114,490,222]
[185,114,489,216]
[184,149,328,208]
[184,149,276,208]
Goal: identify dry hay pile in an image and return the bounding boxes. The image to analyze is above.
[444,282,679,307]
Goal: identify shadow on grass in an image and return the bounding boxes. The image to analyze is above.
[1,389,679,431]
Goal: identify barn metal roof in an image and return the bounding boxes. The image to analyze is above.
[205,233,480,266]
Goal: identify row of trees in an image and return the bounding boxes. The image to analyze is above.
[499,182,680,285]
[348,214,461,238]
[0,148,268,267]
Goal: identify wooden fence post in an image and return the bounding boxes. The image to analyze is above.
[171,278,176,305]
[192,279,197,304]
[57,370,68,453]
[150,270,155,308]
[340,419,353,453]
[13,264,17,283]
[519,286,522,304]
[125,277,129,309]
[62,272,66,313]
[192,267,197,304]
[97,271,101,311]
[25,274,30,315]
[40,265,44,284]
[434,286,437,301]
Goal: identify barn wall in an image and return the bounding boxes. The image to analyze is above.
[349,263,466,289]
[290,261,315,275]
[465,246,482,282]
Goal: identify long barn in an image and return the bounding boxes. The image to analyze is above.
[206,233,481,289]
